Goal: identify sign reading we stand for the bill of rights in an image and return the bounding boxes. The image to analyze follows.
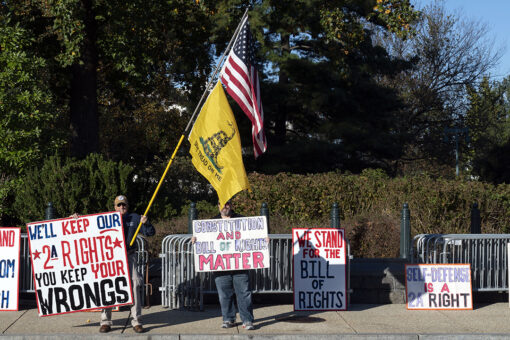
[27,212,133,316]
[0,227,21,311]
[406,263,472,310]
[192,216,269,272]
[293,228,347,311]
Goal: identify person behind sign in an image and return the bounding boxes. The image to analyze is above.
[99,195,155,334]
[192,200,255,330]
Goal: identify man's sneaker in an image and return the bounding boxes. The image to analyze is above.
[243,322,255,330]
[221,320,235,328]
[99,325,111,333]
[133,325,144,333]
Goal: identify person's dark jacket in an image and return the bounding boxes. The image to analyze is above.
[122,213,155,253]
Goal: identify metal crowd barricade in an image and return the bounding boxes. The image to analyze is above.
[135,236,149,306]
[19,234,149,305]
[19,234,34,292]
[159,235,201,310]
[160,233,352,310]
[411,234,510,291]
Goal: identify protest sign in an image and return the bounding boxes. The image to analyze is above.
[293,228,347,311]
[0,227,21,311]
[193,216,269,272]
[406,264,472,310]
[27,212,133,316]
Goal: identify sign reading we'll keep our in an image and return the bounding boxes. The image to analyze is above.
[0,227,21,311]
[406,263,472,310]
[192,216,269,272]
[27,212,133,316]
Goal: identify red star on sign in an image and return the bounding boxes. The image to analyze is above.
[32,249,41,260]
[113,238,123,249]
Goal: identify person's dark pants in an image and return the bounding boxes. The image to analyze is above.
[214,271,254,323]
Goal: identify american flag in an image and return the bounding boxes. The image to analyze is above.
[220,17,267,158]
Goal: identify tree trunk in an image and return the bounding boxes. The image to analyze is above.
[69,0,99,158]
[273,33,290,147]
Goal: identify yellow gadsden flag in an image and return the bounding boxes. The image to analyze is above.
[189,81,250,208]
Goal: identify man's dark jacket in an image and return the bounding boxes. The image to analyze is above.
[122,213,155,253]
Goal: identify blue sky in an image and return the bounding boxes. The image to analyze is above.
[417,0,510,80]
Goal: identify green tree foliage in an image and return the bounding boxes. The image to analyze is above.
[0,16,67,222]
[374,1,502,174]
[4,0,508,228]
[94,0,214,167]
[0,19,65,176]
[465,77,510,183]
[1,0,213,160]
[1,1,218,224]
[322,0,419,44]
[1,0,421,176]
[204,0,420,174]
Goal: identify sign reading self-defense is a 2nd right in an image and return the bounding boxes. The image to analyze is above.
[293,228,347,311]
[27,212,133,316]
[406,264,472,310]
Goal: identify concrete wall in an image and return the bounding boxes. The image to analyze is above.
[349,258,407,304]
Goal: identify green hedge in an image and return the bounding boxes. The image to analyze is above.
[13,154,135,222]
[147,169,510,258]
[233,169,510,236]
[10,154,217,225]
[11,159,510,257]
[13,159,510,237]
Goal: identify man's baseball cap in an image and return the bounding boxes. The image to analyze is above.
[114,195,128,206]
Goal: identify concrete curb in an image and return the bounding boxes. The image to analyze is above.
[2,304,510,338]
[2,335,510,340]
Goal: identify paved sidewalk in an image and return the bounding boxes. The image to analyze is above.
[2,303,510,338]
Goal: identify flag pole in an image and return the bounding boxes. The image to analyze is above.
[129,8,250,246]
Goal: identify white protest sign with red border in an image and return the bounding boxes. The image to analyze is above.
[0,227,21,311]
[406,263,473,310]
[27,212,133,316]
[292,228,347,311]
[193,216,269,272]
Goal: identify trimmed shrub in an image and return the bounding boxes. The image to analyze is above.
[13,154,134,222]
[12,162,510,258]
[230,169,510,257]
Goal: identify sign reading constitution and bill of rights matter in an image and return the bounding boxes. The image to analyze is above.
[406,263,472,310]
[293,228,347,311]
[193,216,269,272]
[27,212,133,316]
[0,227,21,311]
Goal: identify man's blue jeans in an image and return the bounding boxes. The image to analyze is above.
[214,271,254,323]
